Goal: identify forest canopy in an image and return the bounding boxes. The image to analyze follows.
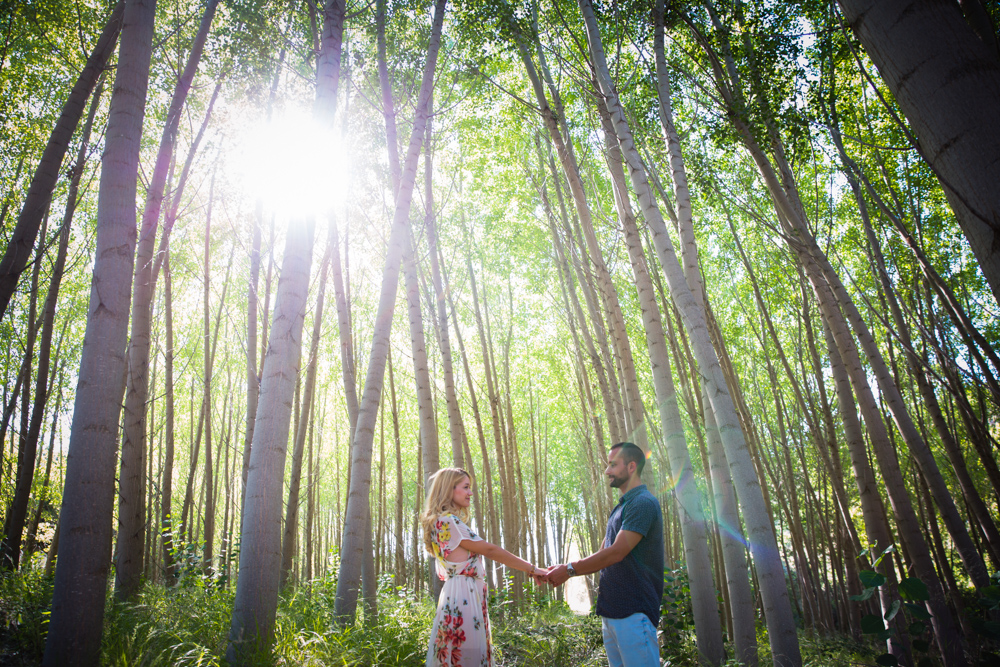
[1,0,999,665]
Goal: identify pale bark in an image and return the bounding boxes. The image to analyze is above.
[578,1,801,663]
[837,0,1000,306]
[161,250,176,580]
[333,0,446,622]
[281,226,333,588]
[226,217,315,659]
[43,0,157,660]
[0,0,123,320]
[651,12,757,657]
[594,91,724,665]
[114,0,218,598]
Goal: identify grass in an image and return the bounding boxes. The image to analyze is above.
[1,565,943,666]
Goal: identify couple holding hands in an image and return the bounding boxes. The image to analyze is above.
[421,442,663,667]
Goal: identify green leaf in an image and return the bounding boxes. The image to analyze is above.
[898,577,930,601]
[874,544,895,568]
[859,570,887,588]
[912,639,930,652]
[876,628,895,642]
[861,614,885,634]
[875,653,899,666]
[908,621,926,636]
[884,600,901,622]
[903,602,931,620]
[850,587,877,602]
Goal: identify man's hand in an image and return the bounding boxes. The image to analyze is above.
[545,564,571,587]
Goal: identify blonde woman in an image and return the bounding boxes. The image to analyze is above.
[421,467,546,667]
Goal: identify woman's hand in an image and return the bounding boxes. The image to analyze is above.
[530,565,551,585]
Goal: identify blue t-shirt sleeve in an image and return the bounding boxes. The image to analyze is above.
[621,496,657,537]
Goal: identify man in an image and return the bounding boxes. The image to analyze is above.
[545,442,663,667]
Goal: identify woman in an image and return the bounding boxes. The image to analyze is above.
[421,467,546,667]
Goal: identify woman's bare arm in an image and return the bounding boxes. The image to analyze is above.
[460,539,540,575]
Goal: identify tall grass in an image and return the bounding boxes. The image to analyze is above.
[2,565,899,666]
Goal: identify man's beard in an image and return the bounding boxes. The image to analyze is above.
[608,473,628,488]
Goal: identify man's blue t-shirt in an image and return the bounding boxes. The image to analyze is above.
[594,484,664,627]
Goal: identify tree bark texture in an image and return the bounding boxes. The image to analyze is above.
[837,0,1000,306]
[43,0,157,661]
[334,0,447,623]
[115,0,218,599]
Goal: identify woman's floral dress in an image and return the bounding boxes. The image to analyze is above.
[425,514,494,667]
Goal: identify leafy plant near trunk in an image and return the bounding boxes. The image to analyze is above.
[851,544,934,666]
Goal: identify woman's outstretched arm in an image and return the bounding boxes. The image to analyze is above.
[460,539,544,577]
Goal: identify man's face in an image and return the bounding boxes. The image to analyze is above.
[605,447,632,488]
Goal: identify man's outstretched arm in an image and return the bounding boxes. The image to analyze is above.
[545,530,642,586]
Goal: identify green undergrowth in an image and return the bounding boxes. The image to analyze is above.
[2,565,936,666]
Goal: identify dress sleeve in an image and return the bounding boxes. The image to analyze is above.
[453,516,483,543]
[433,514,464,559]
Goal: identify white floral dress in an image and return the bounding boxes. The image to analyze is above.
[425,513,494,667]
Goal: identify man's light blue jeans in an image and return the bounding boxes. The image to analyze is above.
[601,612,660,667]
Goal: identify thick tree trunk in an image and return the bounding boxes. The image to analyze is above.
[333,0,446,622]
[42,0,157,661]
[837,0,1000,306]
[0,0,123,320]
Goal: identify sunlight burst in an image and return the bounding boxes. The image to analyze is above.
[232,108,348,219]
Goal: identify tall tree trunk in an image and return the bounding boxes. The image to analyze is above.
[115,0,218,599]
[201,172,216,576]
[281,226,333,588]
[226,215,316,659]
[43,0,157,661]
[578,1,801,663]
[593,87,724,665]
[334,0,447,623]
[837,0,1000,306]
[1,76,103,570]
[0,0,124,320]
[161,249,176,581]
[650,14,758,657]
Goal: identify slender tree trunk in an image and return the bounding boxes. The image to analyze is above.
[578,2,801,663]
[0,0,123,320]
[281,226,333,588]
[201,173,216,576]
[226,215,315,659]
[115,0,218,599]
[1,76,103,570]
[161,250,176,581]
[334,0,447,622]
[593,87,724,665]
[43,0,157,660]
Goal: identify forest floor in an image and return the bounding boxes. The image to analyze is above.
[1,566,898,666]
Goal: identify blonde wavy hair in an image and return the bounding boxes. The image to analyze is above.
[420,467,471,555]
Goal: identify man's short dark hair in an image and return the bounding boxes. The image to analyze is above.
[612,442,646,477]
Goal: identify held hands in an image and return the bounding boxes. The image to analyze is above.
[527,564,572,587]
[543,564,571,587]
[529,565,552,585]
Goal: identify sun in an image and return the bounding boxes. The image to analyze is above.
[231,107,349,219]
